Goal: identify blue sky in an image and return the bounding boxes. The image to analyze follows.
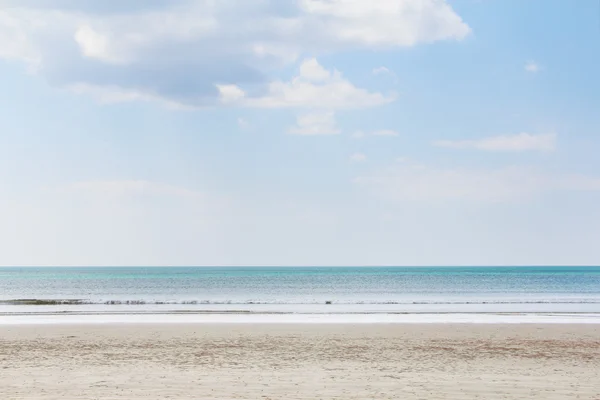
[1,0,599,266]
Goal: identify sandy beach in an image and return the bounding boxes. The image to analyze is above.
[1,323,599,399]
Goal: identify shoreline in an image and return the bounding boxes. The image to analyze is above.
[3,321,600,334]
[2,312,600,324]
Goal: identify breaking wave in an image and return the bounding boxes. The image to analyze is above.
[2,299,600,306]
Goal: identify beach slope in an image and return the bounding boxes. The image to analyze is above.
[1,324,599,399]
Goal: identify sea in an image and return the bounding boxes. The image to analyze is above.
[1,266,600,324]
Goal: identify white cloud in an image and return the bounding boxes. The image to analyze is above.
[0,10,40,65]
[220,58,394,110]
[0,0,470,107]
[299,58,331,82]
[355,161,600,203]
[433,133,556,152]
[72,10,217,65]
[216,84,247,104]
[74,25,121,64]
[525,61,540,73]
[288,111,340,135]
[299,0,470,47]
[350,153,367,162]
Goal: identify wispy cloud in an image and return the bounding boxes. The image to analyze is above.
[288,111,340,135]
[525,61,540,73]
[353,129,400,138]
[67,83,194,110]
[237,118,251,130]
[355,161,600,203]
[63,180,203,200]
[373,66,391,75]
[433,133,556,152]
[350,153,367,162]
[373,66,398,83]
[372,129,400,137]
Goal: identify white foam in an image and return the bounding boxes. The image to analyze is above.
[3,302,600,315]
[1,313,600,325]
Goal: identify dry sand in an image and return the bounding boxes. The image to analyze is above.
[1,323,599,399]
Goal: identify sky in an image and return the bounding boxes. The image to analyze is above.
[0,0,599,266]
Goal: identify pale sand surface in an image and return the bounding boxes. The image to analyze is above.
[1,324,599,399]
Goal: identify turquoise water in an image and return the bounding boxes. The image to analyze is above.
[1,267,599,314]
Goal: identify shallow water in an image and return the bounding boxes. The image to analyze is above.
[1,267,599,318]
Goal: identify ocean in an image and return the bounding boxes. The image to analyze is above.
[1,267,599,323]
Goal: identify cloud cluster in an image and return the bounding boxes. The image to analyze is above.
[0,0,470,108]
[221,58,394,110]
